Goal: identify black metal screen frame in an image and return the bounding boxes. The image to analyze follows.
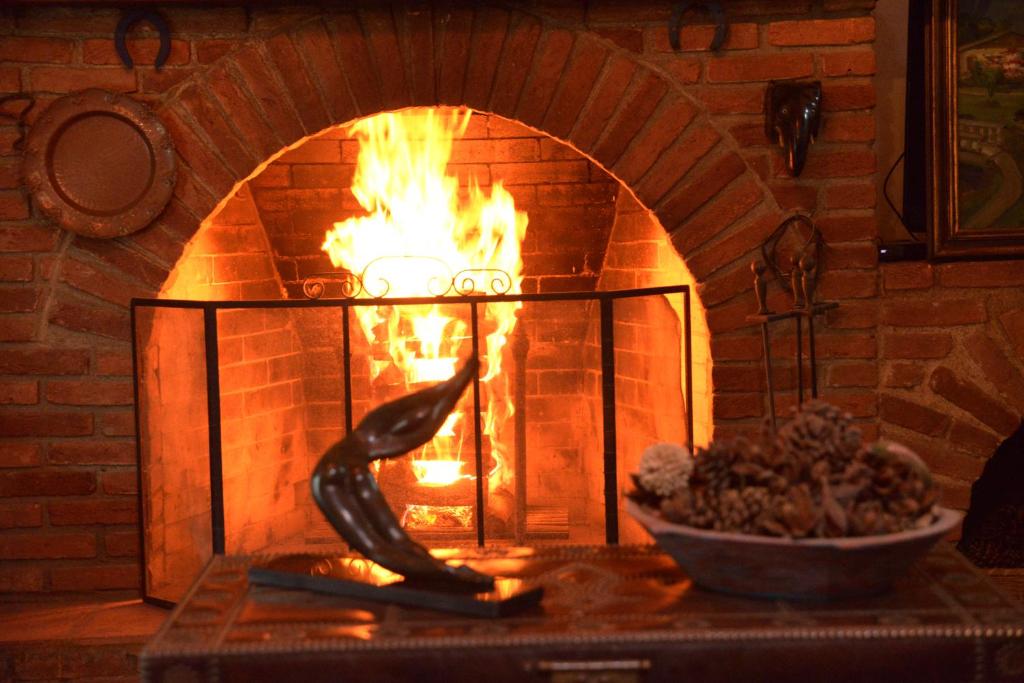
[131,285,693,606]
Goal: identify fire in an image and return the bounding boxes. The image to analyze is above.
[321,108,527,494]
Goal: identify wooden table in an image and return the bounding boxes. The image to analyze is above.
[140,544,1024,683]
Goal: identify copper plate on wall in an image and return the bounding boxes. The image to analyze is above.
[21,88,176,238]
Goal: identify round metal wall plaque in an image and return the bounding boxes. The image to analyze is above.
[21,89,176,239]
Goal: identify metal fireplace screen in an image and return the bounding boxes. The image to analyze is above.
[132,285,693,605]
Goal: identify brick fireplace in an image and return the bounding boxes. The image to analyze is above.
[1,0,1023,620]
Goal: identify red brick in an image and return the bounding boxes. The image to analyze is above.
[489,15,544,115]
[929,366,1020,436]
[817,269,877,299]
[29,67,136,93]
[827,242,878,269]
[999,308,1024,359]
[880,262,932,291]
[647,22,759,52]
[82,37,189,66]
[593,27,643,53]
[661,152,747,233]
[0,532,96,560]
[659,58,702,83]
[50,564,139,591]
[0,159,21,189]
[828,362,878,388]
[177,83,259,180]
[0,190,29,220]
[0,225,60,253]
[264,32,331,135]
[359,8,408,111]
[696,85,764,114]
[880,394,950,437]
[821,113,875,143]
[59,258,150,308]
[0,566,44,593]
[105,530,140,557]
[713,392,763,419]
[0,315,36,342]
[291,19,359,124]
[230,45,306,147]
[0,380,38,405]
[463,7,512,110]
[707,54,813,83]
[964,330,1024,414]
[0,36,73,63]
[769,183,818,211]
[825,299,878,329]
[493,160,589,185]
[0,67,20,94]
[0,286,42,313]
[197,39,235,64]
[159,107,234,202]
[821,51,877,77]
[0,502,42,529]
[823,82,876,111]
[816,214,877,241]
[884,363,926,388]
[881,299,987,327]
[768,18,875,46]
[49,297,131,341]
[635,127,720,207]
[705,294,758,334]
[49,499,138,525]
[0,468,96,497]
[0,411,93,437]
[0,443,43,468]
[937,261,1024,288]
[710,334,761,361]
[592,72,669,167]
[828,391,877,418]
[48,441,136,465]
[686,213,775,280]
[101,469,138,495]
[815,333,877,359]
[883,331,953,359]
[44,379,133,406]
[433,6,472,103]
[100,411,135,437]
[672,178,764,260]
[512,28,571,126]
[795,148,875,178]
[71,239,169,290]
[569,54,638,151]
[948,420,1002,457]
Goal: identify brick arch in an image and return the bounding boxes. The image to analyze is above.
[119,4,787,434]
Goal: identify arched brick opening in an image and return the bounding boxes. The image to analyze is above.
[107,4,789,438]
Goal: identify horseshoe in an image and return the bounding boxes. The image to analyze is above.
[669,1,728,52]
[115,9,171,71]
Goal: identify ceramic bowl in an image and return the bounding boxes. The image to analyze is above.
[626,499,961,600]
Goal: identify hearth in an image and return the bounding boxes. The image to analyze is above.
[131,107,702,603]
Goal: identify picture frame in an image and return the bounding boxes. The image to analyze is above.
[928,0,1024,260]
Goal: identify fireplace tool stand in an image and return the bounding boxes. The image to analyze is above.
[746,252,837,432]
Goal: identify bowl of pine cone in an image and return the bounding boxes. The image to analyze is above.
[626,401,961,600]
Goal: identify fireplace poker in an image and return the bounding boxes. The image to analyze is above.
[751,261,777,431]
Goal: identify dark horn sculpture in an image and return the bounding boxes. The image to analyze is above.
[765,81,822,176]
[311,357,494,589]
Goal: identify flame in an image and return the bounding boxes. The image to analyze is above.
[402,504,475,529]
[322,108,527,493]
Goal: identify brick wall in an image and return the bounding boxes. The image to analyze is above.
[2,0,1022,596]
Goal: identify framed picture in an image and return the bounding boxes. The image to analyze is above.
[928,0,1024,259]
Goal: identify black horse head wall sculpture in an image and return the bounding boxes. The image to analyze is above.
[310,357,495,589]
[765,81,822,177]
